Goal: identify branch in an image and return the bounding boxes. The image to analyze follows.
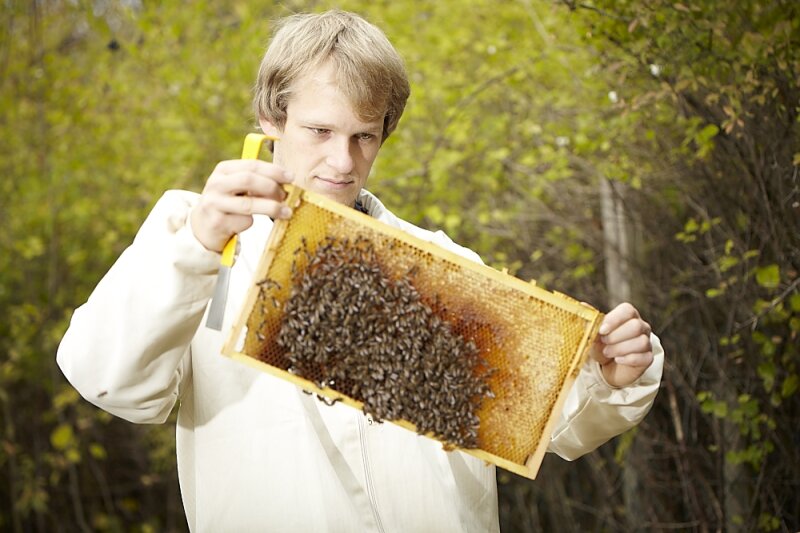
[734,277,800,331]
[557,0,629,22]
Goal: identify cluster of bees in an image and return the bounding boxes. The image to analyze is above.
[275,235,495,449]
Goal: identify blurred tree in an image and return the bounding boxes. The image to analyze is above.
[554,0,800,530]
[1,0,797,531]
[1,0,286,530]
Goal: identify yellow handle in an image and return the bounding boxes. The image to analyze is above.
[219,236,238,267]
[241,132,276,159]
[222,133,280,260]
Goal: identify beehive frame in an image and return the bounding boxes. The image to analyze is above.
[222,184,603,480]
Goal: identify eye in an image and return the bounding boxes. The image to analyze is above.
[308,127,330,136]
[356,132,377,142]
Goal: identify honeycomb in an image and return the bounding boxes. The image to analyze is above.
[223,185,602,480]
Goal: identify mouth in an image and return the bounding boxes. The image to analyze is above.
[314,176,354,188]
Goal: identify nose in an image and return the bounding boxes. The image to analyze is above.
[325,136,355,175]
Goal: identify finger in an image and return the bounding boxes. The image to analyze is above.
[601,317,652,345]
[236,174,289,201]
[602,335,652,359]
[214,195,293,219]
[205,161,293,195]
[198,209,254,239]
[599,302,641,335]
[608,351,654,369]
[592,350,615,366]
[600,359,650,388]
[589,337,617,366]
[207,171,292,200]
[214,159,294,183]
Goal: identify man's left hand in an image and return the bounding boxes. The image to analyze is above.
[591,302,654,388]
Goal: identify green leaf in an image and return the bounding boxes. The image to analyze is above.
[89,443,107,460]
[52,387,80,410]
[781,374,798,398]
[736,212,750,230]
[696,123,719,142]
[66,448,81,464]
[758,361,776,391]
[789,293,800,312]
[743,249,760,260]
[758,513,781,531]
[700,393,729,418]
[755,264,780,289]
[614,427,638,464]
[724,239,734,254]
[719,256,739,272]
[719,334,740,346]
[19,236,46,260]
[50,424,75,451]
[695,124,719,158]
[706,287,724,298]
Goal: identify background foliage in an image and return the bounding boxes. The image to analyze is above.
[1,0,798,531]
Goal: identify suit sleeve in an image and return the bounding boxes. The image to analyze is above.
[547,333,664,459]
[56,190,220,424]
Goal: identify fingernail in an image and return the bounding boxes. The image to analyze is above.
[280,207,292,218]
[283,171,294,182]
[599,324,609,335]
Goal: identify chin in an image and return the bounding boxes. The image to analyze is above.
[315,191,354,207]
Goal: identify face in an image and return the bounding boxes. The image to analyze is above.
[259,62,385,207]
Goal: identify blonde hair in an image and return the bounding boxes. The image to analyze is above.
[253,10,410,142]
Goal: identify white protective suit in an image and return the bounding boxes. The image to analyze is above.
[57,189,664,532]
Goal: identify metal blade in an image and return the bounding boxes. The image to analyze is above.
[206,265,232,331]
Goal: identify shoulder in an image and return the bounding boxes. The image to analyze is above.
[358,190,484,265]
[142,189,201,228]
[131,189,202,242]
[145,189,202,212]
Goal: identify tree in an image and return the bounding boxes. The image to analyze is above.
[1,0,797,530]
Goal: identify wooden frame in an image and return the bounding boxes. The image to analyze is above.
[222,185,603,479]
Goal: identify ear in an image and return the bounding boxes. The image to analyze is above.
[259,117,281,138]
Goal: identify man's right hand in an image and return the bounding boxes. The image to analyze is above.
[190,159,294,252]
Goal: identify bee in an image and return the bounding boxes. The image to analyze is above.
[317,395,340,407]
[271,233,494,448]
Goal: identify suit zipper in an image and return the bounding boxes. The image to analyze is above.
[357,414,386,533]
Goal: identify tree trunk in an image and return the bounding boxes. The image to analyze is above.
[600,177,644,530]
[600,178,631,307]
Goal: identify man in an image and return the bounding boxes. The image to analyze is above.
[58,10,663,532]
